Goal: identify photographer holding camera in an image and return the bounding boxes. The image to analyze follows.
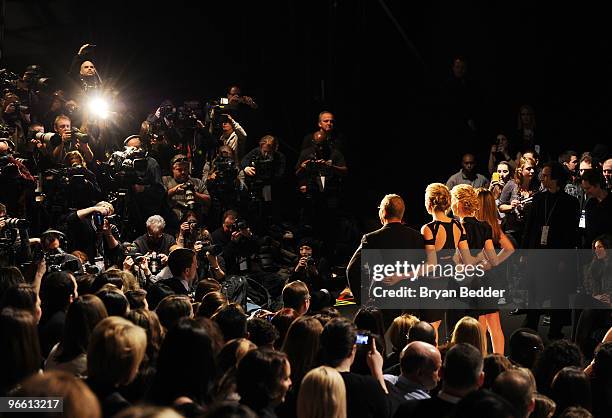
[220,113,247,160]
[0,202,31,267]
[296,131,348,233]
[1,92,31,148]
[133,215,175,269]
[290,238,329,291]
[163,154,211,222]
[68,44,102,94]
[176,211,225,281]
[66,201,120,267]
[242,135,286,197]
[212,210,257,274]
[0,138,36,218]
[49,115,93,164]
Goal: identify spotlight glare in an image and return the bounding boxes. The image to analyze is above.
[88,97,109,119]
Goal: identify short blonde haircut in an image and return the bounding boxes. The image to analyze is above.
[87,316,147,386]
[379,194,405,220]
[425,183,451,214]
[298,366,347,418]
[450,316,487,357]
[451,184,479,216]
[388,313,419,352]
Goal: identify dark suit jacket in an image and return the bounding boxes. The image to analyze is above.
[158,277,190,295]
[393,396,456,418]
[347,222,425,303]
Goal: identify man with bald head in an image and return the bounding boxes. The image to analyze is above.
[347,194,425,304]
[387,341,441,414]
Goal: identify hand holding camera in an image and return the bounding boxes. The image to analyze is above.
[244,166,256,177]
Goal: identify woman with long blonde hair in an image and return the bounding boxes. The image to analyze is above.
[475,188,515,354]
[297,366,347,418]
[450,316,487,357]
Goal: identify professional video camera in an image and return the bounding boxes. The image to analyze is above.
[40,164,97,211]
[204,98,232,134]
[44,252,80,273]
[106,146,148,186]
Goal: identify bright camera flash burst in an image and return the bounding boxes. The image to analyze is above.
[88,97,109,119]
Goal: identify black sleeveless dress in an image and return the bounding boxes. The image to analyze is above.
[419,219,467,322]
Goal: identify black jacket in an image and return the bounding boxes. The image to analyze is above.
[347,222,425,303]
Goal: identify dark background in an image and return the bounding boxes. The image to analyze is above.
[3,0,610,228]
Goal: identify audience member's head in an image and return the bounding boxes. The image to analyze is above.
[400,341,442,390]
[125,289,148,310]
[550,366,592,414]
[155,294,193,331]
[56,294,108,364]
[557,407,593,418]
[9,370,101,418]
[492,369,536,418]
[204,402,258,418]
[282,280,311,316]
[533,339,583,396]
[282,315,323,386]
[509,328,544,368]
[197,291,227,318]
[455,389,518,418]
[298,366,347,418]
[440,343,484,396]
[591,341,612,382]
[388,313,419,353]
[212,302,248,342]
[271,307,299,349]
[237,348,291,412]
[0,283,41,323]
[113,406,182,418]
[95,285,129,317]
[354,306,387,354]
[148,317,218,406]
[125,308,164,365]
[87,316,147,387]
[194,279,221,303]
[407,320,437,346]
[532,393,556,418]
[40,271,77,320]
[0,266,25,302]
[320,317,357,367]
[247,317,279,349]
[0,308,41,394]
[217,338,256,375]
[450,316,487,357]
[482,353,513,389]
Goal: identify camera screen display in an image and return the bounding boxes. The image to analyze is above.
[356,334,369,345]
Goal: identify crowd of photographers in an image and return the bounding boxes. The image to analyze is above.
[1,47,611,418]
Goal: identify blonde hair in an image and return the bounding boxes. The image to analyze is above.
[87,316,147,386]
[515,156,537,184]
[379,194,405,220]
[450,316,487,357]
[425,183,451,214]
[451,184,479,216]
[388,313,419,352]
[298,366,347,418]
[105,268,139,292]
[65,150,86,168]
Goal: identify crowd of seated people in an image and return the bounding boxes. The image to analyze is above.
[0,45,611,418]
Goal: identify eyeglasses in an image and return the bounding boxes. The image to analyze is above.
[604,169,612,173]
